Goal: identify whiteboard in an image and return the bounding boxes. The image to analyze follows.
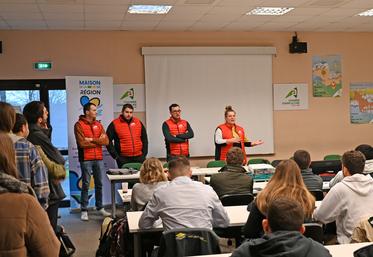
[143,47,275,158]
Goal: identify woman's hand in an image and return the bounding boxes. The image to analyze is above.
[251,140,264,146]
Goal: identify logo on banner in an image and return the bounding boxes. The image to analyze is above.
[79,80,103,115]
[283,87,300,106]
[285,87,298,99]
[120,88,134,100]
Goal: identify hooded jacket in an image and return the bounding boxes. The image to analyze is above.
[313,173,373,244]
[0,172,60,257]
[231,231,331,257]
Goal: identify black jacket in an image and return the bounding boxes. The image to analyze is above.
[231,231,331,257]
[27,123,66,204]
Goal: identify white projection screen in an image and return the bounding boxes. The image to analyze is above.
[143,47,276,158]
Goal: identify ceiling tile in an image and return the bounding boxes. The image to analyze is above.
[0,3,39,12]
[85,12,124,20]
[43,12,83,20]
[216,0,261,6]
[289,7,331,16]
[84,0,131,4]
[38,4,84,13]
[84,4,128,13]
[0,12,42,20]
[8,19,47,29]
[340,0,373,8]
[123,13,164,21]
[198,13,241,22]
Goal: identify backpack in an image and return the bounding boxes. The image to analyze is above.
[96,215,133,257]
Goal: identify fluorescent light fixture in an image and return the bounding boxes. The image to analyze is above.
[246,7,294,16]
[357,9,373,16]
[128,5,172,14]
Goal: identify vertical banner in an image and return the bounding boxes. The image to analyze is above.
[113,84,145,112]
[274,83,309,110]
[350,83,373,124]
[66,76,115,209]
[312,55,342,97]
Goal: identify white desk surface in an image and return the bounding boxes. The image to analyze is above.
[127,205,248,233]
[189,242,373,257]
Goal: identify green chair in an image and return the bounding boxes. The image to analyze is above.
[163,162,168,169]
[247,158,270,165]
[206,160,226,168]
[323,154,341,161]
[121,162,142,170]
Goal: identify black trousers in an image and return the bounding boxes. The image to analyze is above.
[47,201,60,232]
[116,155,145,168]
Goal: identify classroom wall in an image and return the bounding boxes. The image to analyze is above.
[0,30,372,165]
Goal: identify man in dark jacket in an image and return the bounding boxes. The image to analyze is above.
[293,150,323,192]
[231,198,331,257]
[210,147,253,198]
[23,101,65,232]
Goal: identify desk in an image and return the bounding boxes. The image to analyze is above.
[127,205,248,257]
[107,173,140,218]
[189,242,373,257]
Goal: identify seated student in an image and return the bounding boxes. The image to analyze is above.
[210,147,253,198]
[0,132,60,257]
[130,157,168,211]
[313,150,373,244]
[329,144,373,188]
[231,198,331,257]
[139,156,229,231]
[242,159,315,239]
[293,150,323,192]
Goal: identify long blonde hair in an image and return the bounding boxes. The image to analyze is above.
[0,133,18,178]
[256,159,315,218]
[140,158,167,184]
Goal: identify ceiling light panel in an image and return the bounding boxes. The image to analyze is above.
[128,5,172,14]
[246,7,294,16]
[357,9,373,16]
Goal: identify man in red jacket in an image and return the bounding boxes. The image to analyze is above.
[106,104,148,168]
[74,103,110,221]
[162,104,194,161]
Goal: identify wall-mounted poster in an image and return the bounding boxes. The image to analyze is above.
[274,83,308,110]
[312,55,342,97]
[350,83,373,124]
[113,84,145,112]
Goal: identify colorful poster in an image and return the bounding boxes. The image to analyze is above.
[113,84,145,112]
[312,55,342,97]
[274,83,308,110]
[350,83,373,124]
[66,76,115,209]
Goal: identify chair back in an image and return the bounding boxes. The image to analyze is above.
[207,160,226,168]
[303,223,323,243]
[220,193,254,206]
[324,154,342,160]
[271,159,284,167]
[310,190,324,201]
[163,162,168,169]
[157,228,221,257]
[121,162,142,170]
[247,158,270,165]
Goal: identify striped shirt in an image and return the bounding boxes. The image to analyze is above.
[12,136,50,208]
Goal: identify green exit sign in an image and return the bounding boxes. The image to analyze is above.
[33,62,52,70]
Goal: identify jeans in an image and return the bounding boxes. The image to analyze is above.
[80,160,104,211]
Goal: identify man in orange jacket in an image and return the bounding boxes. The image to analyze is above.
[162,104,194,161]
[106,104,148,168]
[74,103,110,221]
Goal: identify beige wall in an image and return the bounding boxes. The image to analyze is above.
[0,30,372,165]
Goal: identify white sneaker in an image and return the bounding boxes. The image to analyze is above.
[97,208,111,217]
[81,211,89,221]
